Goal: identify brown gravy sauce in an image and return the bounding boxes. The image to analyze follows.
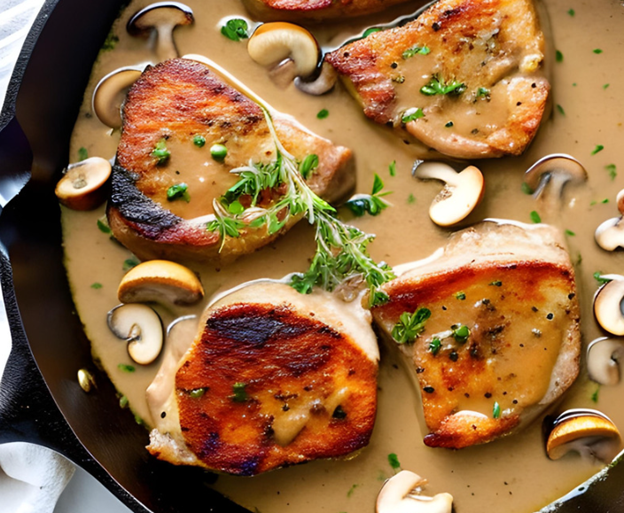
[63,1,624,511]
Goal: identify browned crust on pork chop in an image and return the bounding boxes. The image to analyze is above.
[243,0,414,21]
[110,58,353,262]
[173,303,378,475]
[326,0,549,159]
[371,223,580,449]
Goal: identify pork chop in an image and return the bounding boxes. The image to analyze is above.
[243,0,415,22]
[146,281,379,475]
[109,58,354,263]
[371,221,580,449]
[326,0,549,159]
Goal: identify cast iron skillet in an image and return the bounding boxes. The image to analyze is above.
[0,1,622,512]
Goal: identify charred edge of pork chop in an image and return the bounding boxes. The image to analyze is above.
[325,0,549,158]
[373,260,580,450]
[242,0,412,21]
[173,303,378,476]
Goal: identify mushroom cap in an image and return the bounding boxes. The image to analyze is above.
[595,216,624,251]
[55,157,112,210]
[523,153,587,196]
[107,303,164,365]
[593,276,624,336]
[118,259,204,305]
[92,67,144,129]
[414,162,485,227]
[546,410,622,463]
[248,22,320,78]
[127,2,194,36]
[376,470,453,513]
[587,337,624,386]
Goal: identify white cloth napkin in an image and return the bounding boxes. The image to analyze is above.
[0,442,75,513]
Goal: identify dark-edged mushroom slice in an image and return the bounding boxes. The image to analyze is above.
[92,67,144,129]
[55,157,112,210]
[587,336,624,386]
[127,2,194,62]
[107,303,164,365]
[546,409,622,464]
[595,189,624,251]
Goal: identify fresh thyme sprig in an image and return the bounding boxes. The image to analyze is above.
[207,105,394,305]
[420,74,466,96]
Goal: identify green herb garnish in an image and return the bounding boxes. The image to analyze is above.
[493,401,501,419]
[429,337,442,355]
[317,108,329,119]
[97,218,111,234]
[118,364,135,373]
[567,8,575,16]
[152,139,170,164]
[345,174,392,217]
[565,229,576,236]
[606,164,617,180]
[389,160,396,177]
[78,147,88,161]
[123,257,139,271]
[593,49,603,54]
[556,104,566,116]
[221,18,249,41]
[101,31,119,51]
[455,292,466,300]
[556,50,564,62]
[594,272,612,285]
[402,107,424,123]
[420,74,466,96]
[388,453,401,471]
[167,183,190,202]
[300,154,319,179]
[206,105,395,306]
[91,282,103,290]
[193,135,206,147]
[391,308,431,344]
[407,193,416,204]
[530,210,542,223]
[190,388,207,398]
[119,395,128,408]
[452,324,470,343]
[363,27,382,37]
[591,386,600,403]
[476,87,490,98]
[232,382,249,402]
[521,182,534,195]
[591,144,604,155]
[402,45,430,59]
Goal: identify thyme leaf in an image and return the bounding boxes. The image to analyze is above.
[391,307,431,344]
[420,74,466,96]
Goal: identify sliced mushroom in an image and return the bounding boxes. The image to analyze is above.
[127,2,194,62]
[546,409,622,464]
[108,303,164,365]
[55,157,112,210]
[524,153,588,205]
[595,189,624,251]
[593,275,624,335]
[377,470,453,513]
[248,22,335,95]
[413,161,485,227]
[92,67,144,128]
[118,260,204,305]
[587,337,624,386]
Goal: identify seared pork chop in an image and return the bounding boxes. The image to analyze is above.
[326,0,549,159]
[372,221,580,449]
[109,58,353,263]
[146,281,378,475]
[243,0,415,21]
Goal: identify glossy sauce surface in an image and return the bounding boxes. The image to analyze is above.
[63,1,624,512]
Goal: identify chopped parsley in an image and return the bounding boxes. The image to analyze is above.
[78,147,88,161]
[452,324,470,343]
[593,49,603,54]
[347,484,359,497]
[493,401,501,419]
[591,144,605,155]
[190,388,207,398]
[420,75,466,96]
[402,45,430,59]
[556,104,566,116]
[152,140,170,165]
[591,386,600,403]
[567,8,575,16]
[429,337,442,355]
[594,272,612,285]
[389,160,396,177]
[101,31,119,52]
[555,50,564,63]
[402,107,424,123]
[530,210,542,223]
[407,193,416,204]
[604,83,610,90]
[232,382,249,402]
[565,229,576,236]
[521,182,534,195]
[193,135,206,147]
[363,27,382,37]
[606,164,617,180]
[455,291,466,300]
[345,174,392,217]
[387,453,401,471]
[221,18,249,41]
[167,183,190,202]
[97,218,111,234]
[123,257,139,271]
[90,282,103,289]
[476,87,490,98]
[392,307,431,344]
[118,364,135,373]
[317,108,329,119]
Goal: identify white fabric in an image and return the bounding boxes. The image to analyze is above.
[0,443,75,513]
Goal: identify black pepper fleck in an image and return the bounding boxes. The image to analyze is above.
[390,62,398,69]
[424,386,435,393]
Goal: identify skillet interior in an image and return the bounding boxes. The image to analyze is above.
[0,0,622,512]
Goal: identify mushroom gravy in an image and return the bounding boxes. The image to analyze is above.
[63,0,624,512]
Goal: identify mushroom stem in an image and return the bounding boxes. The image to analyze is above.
[155,24,179,61]
[295,62,338,95]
